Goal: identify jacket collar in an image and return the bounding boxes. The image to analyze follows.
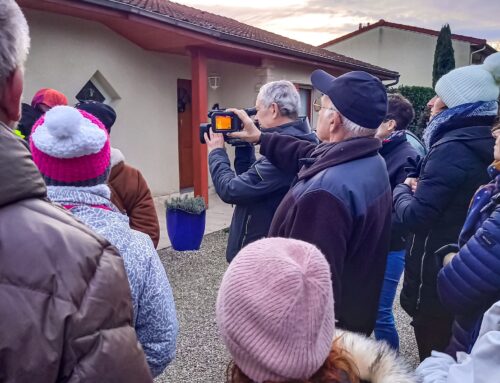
[110,147,125,169]
[47,185,113,209]
[0,122,47,208]
[379,131,407,156]
[430,115,496,147]
[431,123,494,149]
[263,117,319,144]
[337,330,417,383]
[297,137,381,181]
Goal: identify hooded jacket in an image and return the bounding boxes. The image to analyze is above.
[261,133,392,336]
[47,185,178,377]
[0,122,152,382]
[209,117,318,262]
[337,330,418,383]
[109,148,160,248]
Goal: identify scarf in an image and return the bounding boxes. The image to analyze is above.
[47,184,118,211]
[423,100,498,149]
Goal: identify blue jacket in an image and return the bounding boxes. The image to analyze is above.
[209,118,318,262]
[394,117,494,322]
[262,134,392,336]
[47,185,179,377]
[438,175,500,356]
[379,132,419,250]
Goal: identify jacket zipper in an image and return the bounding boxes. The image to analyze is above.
[416,234,430,310]
[241,214,252,248]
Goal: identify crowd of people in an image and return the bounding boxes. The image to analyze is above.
[1,0,500,381]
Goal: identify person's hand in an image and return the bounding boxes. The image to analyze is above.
[404,155,422,178]
[443,252,457,266]
[404,177,418,193]
[204,128,225,154]
[226,108,261,144]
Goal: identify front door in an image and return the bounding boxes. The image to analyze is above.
[177,79,193,189]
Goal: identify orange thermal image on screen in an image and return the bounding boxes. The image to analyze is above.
[215,115,232,130]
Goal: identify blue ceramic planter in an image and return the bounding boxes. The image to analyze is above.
[166,209,206,251]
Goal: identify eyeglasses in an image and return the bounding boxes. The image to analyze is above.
[313,98,335,113]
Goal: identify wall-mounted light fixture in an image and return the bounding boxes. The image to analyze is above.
[208,74,221,90]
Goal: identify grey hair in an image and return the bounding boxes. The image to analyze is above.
[257,80,300,119]
[0,0,30,86]
[328,102,375,138]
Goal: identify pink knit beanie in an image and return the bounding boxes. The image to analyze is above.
[216,238,335,383]
[30,105,110,186]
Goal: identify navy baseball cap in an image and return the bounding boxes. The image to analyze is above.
[311,70,388,129]
[75,101,117,133]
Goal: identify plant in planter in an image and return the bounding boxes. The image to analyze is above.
[165,195,207,251]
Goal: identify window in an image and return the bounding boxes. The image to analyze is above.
[76,80,105,103]
[296,85,312,120]
[76,71,120,104]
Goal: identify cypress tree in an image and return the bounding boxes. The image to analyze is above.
[432,24,456,87]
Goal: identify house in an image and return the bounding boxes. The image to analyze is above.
[18,0,398,204]
[319,19,496,87]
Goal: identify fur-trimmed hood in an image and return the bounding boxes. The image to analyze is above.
[110,147,125,169]
[337,330,419,383]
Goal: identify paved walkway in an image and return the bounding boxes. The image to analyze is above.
[155,192,234,250]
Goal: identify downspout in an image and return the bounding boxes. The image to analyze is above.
[384,74,400,88]
[470,45,486,64]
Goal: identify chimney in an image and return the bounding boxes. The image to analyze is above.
[359,23,362,30]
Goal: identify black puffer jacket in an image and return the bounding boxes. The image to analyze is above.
[394,116,494,321]
[0,123,152,382]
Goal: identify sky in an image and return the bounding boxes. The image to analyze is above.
[174,0,500,50]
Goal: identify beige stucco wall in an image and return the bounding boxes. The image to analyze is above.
[23,9,323,198]
[324,26,473,87]
[266,59,322,128]
[23,9,190,196]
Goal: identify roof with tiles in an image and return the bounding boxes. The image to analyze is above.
[97,0,398,77]
[319,19,491,48]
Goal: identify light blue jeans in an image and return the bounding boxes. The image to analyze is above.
[374,250,405,350]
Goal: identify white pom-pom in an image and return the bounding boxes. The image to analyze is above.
[483,52,500,83]
[44,105,82,138]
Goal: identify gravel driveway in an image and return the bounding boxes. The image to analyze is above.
[155,230,419,382]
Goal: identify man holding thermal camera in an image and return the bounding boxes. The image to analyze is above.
[227,70,392,336]
[204,80,318,262]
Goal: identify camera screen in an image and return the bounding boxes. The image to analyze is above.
[214,115,232,130]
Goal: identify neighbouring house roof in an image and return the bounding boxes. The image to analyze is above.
[73,0,398,79]
[319,19,496,53]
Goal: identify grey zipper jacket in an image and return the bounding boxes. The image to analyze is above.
[208,118,318,262]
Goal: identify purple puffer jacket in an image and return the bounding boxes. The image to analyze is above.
[438,165,500,356]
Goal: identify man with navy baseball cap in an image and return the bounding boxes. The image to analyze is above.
[229,69,392,336]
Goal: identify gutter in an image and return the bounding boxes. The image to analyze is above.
[77,0,399,79]
[470,45,487,64]
[384,74,400,88]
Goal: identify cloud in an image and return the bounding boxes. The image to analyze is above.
[174,0,500,45]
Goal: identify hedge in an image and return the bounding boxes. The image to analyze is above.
[388,85,435,138]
